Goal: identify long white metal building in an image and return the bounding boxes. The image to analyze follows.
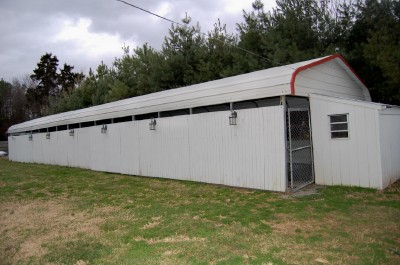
[7,54,400,191]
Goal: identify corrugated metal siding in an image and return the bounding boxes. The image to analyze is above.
[138,116,191,180]
[187,107,286,191]
[7,106,287,192]
[310,94,383,189]
[32,134,48,164]
[8,135,32,163]
[73,128,93,169]
[379,108,400,188]
[7,137,12,160]
[295,59,368,100]
[119,122,140,175]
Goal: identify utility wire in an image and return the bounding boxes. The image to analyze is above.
[117,0,177,25]
[116,0,292,68]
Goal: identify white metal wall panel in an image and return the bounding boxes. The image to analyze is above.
[7,106,287,191]
[51,132,69,166]
[30,135,40,163]
[50,132,60,165]
[159,116,191,180]
[296,60,368,100]
[104,124,123,173]
[44,135,55,165]
[31,135,40,163]
[62,131,73,166]
[75,128,92,169]
[310,94,382,189]
[32,134,47,164]
[379,108,400,188]
[14,137,23,162]
[7,136,14,161]
[137,120,154,177]
[101,124,119,173]
[9,137,17,162]
[188,112,227,186]
[9,135,33,163]
[65,130,79,168]
[138,116,191,181]
[264,107,287,190]
[13,137,22,162]
[90,126,110,172]
[119,122,140,175]
[188,106,286,191]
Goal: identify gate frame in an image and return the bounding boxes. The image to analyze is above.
[287,107,315,192]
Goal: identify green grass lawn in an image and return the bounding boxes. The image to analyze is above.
[0,157,399,265]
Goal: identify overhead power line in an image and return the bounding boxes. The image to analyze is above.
[116,0,291,68]
[117,0,177,25]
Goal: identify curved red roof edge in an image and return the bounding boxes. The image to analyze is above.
[290,54,367,95]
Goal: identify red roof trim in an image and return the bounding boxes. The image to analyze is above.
[290,54,366,95]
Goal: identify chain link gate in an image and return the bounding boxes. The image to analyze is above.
[287,108,314,192]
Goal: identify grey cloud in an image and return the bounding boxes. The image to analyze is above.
[0,0,275,80]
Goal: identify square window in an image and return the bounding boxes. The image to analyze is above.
[329,114,349,139]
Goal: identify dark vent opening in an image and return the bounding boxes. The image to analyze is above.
[234,97,281,110]
[160,109,190,118]
[57,125,68,131]
[135,112,158,121]
[286,96,309,108]
[69,123,80,129]
[192,103,230,114]
[96,119,112,125]
[114,116,133,124]
[81,121,95,128]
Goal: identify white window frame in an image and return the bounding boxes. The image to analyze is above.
[329,114,349,139]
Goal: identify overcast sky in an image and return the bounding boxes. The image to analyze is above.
[0,0,276,82]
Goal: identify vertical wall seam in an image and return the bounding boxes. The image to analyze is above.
[375,110,383,189]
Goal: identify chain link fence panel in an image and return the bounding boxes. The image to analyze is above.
[288,109,314,192]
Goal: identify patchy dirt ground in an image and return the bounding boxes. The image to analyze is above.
[0,200,121,264]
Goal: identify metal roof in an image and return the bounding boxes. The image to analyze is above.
[8,55,368,133]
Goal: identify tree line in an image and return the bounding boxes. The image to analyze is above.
[1,0,399,140]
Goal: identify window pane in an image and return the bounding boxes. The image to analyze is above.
[330,115,347,123]
[331,131,349,138]
[330,123,348,131]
